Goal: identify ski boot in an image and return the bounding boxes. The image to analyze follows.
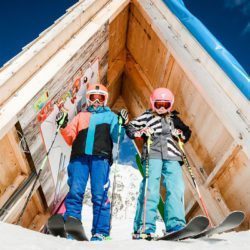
[132,231,157,241]
[90,233,112,241]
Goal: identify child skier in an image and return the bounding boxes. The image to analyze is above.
[56,83,128,241]
[125,87,191,239]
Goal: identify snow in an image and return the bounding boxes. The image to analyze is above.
[1,220,250,250]
[0,164,249,249]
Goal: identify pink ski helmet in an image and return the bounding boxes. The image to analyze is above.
[150,88,174,112]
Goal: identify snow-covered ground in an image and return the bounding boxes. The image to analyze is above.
[1,217,250,250]
[0,164,249,249]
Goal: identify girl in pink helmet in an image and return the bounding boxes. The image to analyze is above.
[126,87,192,240]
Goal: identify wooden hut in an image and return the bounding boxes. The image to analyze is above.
[0,0,249,232]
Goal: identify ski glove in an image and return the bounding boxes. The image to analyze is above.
[134,127,154,138]
[118,109,129,125]
[56,111,68,128]
[172,128,186,141]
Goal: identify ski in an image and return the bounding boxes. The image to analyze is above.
[192,211,245,239]
[65,216,89,241]
[157,215,209,241]
[47,214,89,241]
[47,214,66,238]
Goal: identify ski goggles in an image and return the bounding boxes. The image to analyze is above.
[154,100,171,110]
[89,94,106,103]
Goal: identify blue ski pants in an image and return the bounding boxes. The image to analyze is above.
[134,159,186,233]
[64,155,111,235]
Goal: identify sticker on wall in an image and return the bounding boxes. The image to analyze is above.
[33,91,49,113]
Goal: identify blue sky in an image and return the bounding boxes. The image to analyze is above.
[0,0,249,73]
[0,0,77,67]
[185,0,250,73]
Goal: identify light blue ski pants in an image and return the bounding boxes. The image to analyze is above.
[134,159,186,233]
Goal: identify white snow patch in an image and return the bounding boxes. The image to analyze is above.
[1,221,250,250]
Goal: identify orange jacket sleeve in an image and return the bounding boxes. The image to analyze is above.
[60,113,80,146]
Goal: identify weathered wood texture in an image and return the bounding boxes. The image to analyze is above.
[18,23,109,206]
[134,0,250,160]
[107,5,129,108]
[10,190,49,232]
[0,128,30,208]
[124,1,250,226]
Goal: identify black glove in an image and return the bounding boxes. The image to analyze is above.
[118,109,128,125]
[56,111,68,128]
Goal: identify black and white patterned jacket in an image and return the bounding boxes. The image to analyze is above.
[126,110,191,162]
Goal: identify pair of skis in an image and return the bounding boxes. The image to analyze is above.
[47,214,88,241]
[157,211,245,241]
[47,211,245,242]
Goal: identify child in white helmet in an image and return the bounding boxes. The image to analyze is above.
[56,83,128,241]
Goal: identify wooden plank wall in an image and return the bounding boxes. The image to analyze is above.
[107,6,129,108]
[0,127,50,231]
[0,128,30,208]
[18,23,109,207]
[121,0,250,228]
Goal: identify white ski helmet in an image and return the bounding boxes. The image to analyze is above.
[86,83,109,106]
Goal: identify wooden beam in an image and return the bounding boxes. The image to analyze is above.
[184,143,208,182]
[133,0,250,159]
[0,175,27,209]
[182,168,229,224]
[6,128,31,175]
[0,0,110,106]
[122,54,153,117]
[109,5,129,64]
[111,96,128,114]
[28,211,50,232]
[127,3,171,89]
[185,197,197,216]
[107,50,126,107]
[0,0,130,140]
[1,176,40,224]
[0,131,29,201]
[205,143,242,187]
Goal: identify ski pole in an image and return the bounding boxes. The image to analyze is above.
[16,112,68,225]
[178,138,213,226]
[52,153,66,213]
[109,116,123,233]
[142,135,152,233]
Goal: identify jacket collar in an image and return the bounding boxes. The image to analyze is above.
[87,105,111,113]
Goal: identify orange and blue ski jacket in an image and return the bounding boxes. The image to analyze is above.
[60,106,123,163]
